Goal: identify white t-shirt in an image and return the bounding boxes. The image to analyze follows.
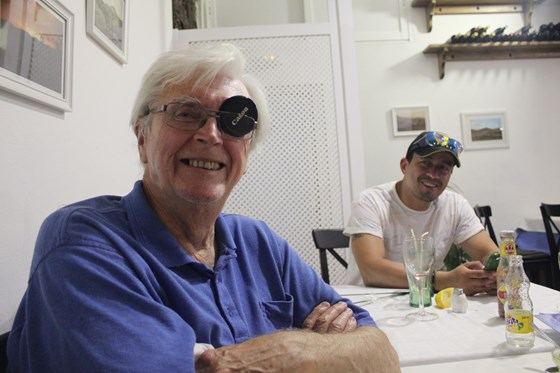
[343,181,483,285]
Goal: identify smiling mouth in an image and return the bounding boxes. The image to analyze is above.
[420,179,439,188]
[182,159,224,170]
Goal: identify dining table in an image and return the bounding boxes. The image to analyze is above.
[333,282,560,372]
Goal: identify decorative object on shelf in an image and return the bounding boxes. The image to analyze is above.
[86,0,129,64]
[391,106,430,137]
[0,0,74,111]
[460,111,509,150]
[411,0,543,32]
[448,23,560,44]
[449,25,497,43]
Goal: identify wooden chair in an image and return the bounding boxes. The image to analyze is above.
[312,229,349,284]
[541,203,560,290]
[0,331,9,373]
[474,204,551,287]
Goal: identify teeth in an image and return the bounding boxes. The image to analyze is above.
[188,160,221,170]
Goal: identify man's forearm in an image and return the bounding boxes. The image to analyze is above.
[313,326,400,373]
[196,327,400,373]
[360,260,409,289]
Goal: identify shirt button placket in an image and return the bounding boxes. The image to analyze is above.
[214,273,249,341]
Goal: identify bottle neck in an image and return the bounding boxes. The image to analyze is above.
[507,255,526,279]
[509,255,523,267]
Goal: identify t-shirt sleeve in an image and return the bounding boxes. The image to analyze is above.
[344,190,384,238]
[455,195,485,244]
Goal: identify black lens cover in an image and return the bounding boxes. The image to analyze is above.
[218,96,258,138]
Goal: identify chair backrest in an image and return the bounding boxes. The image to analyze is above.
[540,203,560,290]
[473,205,498,245]
[312,229,349,284]
[0,331,9,373]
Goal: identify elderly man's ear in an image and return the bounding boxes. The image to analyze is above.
[135,122,148,164]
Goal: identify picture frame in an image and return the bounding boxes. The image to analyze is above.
[391,106,430,137]
[86,0,129,64]
[0,0,74,111]
[460,111,509,150]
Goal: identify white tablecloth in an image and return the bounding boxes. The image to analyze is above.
[401,351,557,373]
[334,284,559,368]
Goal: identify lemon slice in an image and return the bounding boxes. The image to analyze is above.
[435,287,454,309]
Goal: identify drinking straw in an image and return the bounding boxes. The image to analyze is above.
[410,229,419,257]
[420,232,429,258]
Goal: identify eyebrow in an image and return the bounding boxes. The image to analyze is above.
[169,96,201,104]
[417,158,453,167]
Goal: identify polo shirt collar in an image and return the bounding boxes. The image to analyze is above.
[123,181,237,269]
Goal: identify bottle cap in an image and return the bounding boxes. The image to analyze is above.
[453,288,464,295]
[499,230,515,238]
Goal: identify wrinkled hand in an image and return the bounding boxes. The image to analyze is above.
[301,301,356,333]
[451,261,497,296]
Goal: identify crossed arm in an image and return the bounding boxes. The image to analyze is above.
[351,231,499,296]
[195,301,401,372]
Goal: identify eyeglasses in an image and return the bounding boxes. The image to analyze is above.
[413,131,463,158]
[148,95,258,140]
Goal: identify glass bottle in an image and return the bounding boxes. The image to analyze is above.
[504,255,534,348]
[496,230,516,318]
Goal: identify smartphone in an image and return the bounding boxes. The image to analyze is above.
[484,252,500,271]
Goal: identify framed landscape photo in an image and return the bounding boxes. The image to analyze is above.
[461,111,509,150]
[392,106,430,137]
[86,0,129,64]
[0,0,74,111]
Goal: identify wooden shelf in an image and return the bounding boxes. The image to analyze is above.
[423,41,560,79]
[411,0,542,32]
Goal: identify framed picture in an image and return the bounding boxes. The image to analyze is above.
[392,106,430,137]
[86,0,129,64]
[0,0,74,111]
[460,111,509,150]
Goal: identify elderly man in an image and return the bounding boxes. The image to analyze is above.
[345,131,498,296]
[8,44,399,373]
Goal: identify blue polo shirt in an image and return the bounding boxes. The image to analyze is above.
[8,181,375,373]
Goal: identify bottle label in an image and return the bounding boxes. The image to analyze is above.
[500,241,517,256]
[497,284,507,304]
[505,310,534,334]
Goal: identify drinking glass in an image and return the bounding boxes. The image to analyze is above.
[402,236,438,321]
[406,266,432,308]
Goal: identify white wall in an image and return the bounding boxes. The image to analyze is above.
[0,0,172,334]
[355,1,560,234]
